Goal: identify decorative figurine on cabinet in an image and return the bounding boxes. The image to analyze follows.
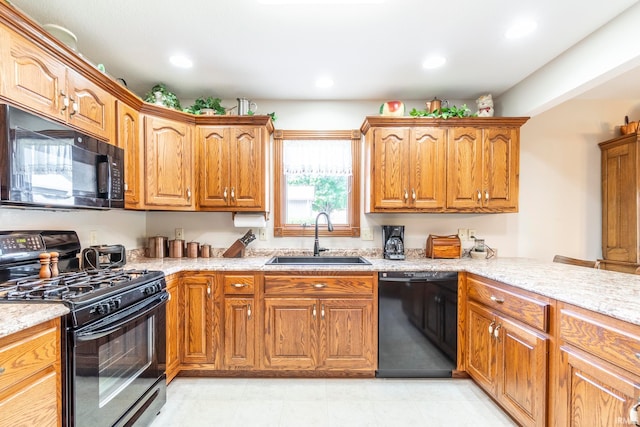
[476,94,494,117]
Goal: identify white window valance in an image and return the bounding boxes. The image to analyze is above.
[283,139,352,176]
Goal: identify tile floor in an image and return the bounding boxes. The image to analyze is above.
[150,377,517,427]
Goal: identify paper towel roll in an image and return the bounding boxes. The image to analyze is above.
[233,214,266,228]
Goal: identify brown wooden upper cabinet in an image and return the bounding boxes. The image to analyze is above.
[361,117,528,213]
[116,100,143,208]
[143,115,195,210]
[599,133,640,273]
[197,123,270,211]
[0,25,115,143]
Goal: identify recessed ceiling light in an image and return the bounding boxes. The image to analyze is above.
[259,0,383,4]
[505,19,537,39]
[316,76,334,88]
[422,55,446,70]
[169,55,193,69]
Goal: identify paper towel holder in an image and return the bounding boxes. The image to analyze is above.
[231,212,269,221]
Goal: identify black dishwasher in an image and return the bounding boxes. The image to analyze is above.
[377,271,458,378]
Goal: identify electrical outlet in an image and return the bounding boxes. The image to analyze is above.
[89,230,98,246]
[457,228,468,241]
[361,227,374,241]
[175,228,184,240]
[258,228,267,241]
[469,229,477,240]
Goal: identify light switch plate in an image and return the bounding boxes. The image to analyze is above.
[361,227,374,241]
[259,228,267,241]
[89,230,98,246]
[457,228,468,241]
[175,228,184,240]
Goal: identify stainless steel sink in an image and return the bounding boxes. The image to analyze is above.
[265,256,371,265]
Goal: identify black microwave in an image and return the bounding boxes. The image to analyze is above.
[0,104,124,209]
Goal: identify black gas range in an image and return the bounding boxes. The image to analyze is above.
[0,230,167,427]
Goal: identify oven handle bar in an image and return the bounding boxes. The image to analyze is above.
[75,291,168,341]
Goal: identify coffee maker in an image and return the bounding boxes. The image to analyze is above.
[382,225,405,260]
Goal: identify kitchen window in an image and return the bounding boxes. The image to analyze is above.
[273,130,361,237]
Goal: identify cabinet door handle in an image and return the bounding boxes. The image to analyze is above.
[411,188,416,200]
[223,187,228,200]
[476,190,482,202]
[186,187,192,201]
[484,190,489,201]
[404,189,409,200]
[488,320,495,335]
[313,283,327,289]
[630,398,640,426]
[490,296,505,304]
[232,283,247,288]
[0,367,5,375]
[321,304,325,320]
[312,304,317,319]
[231,187,235,200]
[69,97,77,116]
[247,303,252,319]
[60,92,68,112]
[207,284,211,298]
[493,324,501,340]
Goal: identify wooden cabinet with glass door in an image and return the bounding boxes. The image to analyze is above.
[143,112,195,210]
[197,116,272,212]
[0,25,115,143]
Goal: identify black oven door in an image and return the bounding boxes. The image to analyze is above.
[69,292,167,427]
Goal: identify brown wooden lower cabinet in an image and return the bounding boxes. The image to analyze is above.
[165,274,180,382]
[465,275,550,427]
[555,302,640,427]
[0,318,61,427]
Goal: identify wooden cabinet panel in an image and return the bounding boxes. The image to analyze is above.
[264,275,374,296]
[66,68,115,142]
[411,127,446,209]
[0,26,65,119]
[224,297,255,368]
[222,274,255,295]
[558,346,640,427]
[263,298,317,369]
[180,274,218,365]
[232,127,264,208]
[372,127,410,209]
[165,274,180,383]
[483,128,519,210]
[447,127,483,209]
[116,100,142,207]
[318,299,374,370]
[466,301,497,392]
[0,319,60,427]
[144,116,194,208]
[600,136,638,264]
[198,126,230,208]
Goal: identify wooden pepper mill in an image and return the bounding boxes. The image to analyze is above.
[38,252,51,279]
[49,251,59,277]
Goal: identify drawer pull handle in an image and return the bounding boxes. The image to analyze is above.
[636,353,640,360]
[490,296,505,304]
[232,283,247,288]
[630,398,640,426]
[0,367,4,375]
[488,320,495,335]
[313,283,327,289]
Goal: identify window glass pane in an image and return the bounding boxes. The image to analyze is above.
[283,139,351,226]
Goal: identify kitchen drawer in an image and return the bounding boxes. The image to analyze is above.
[222,274,255,295]
[467,275,550,332]
[0,320,58,394]
[559,303,640,375]
[264,274,374,296]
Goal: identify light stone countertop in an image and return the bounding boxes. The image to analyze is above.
[126,255,640,326]
[3,255,638,339]
[0,303,69,339]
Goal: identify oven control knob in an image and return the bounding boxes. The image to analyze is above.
[143,286,154,296]
[113,298,121,309]
[95,303,111,315]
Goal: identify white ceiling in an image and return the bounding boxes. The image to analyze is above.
[6,0,640,104]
